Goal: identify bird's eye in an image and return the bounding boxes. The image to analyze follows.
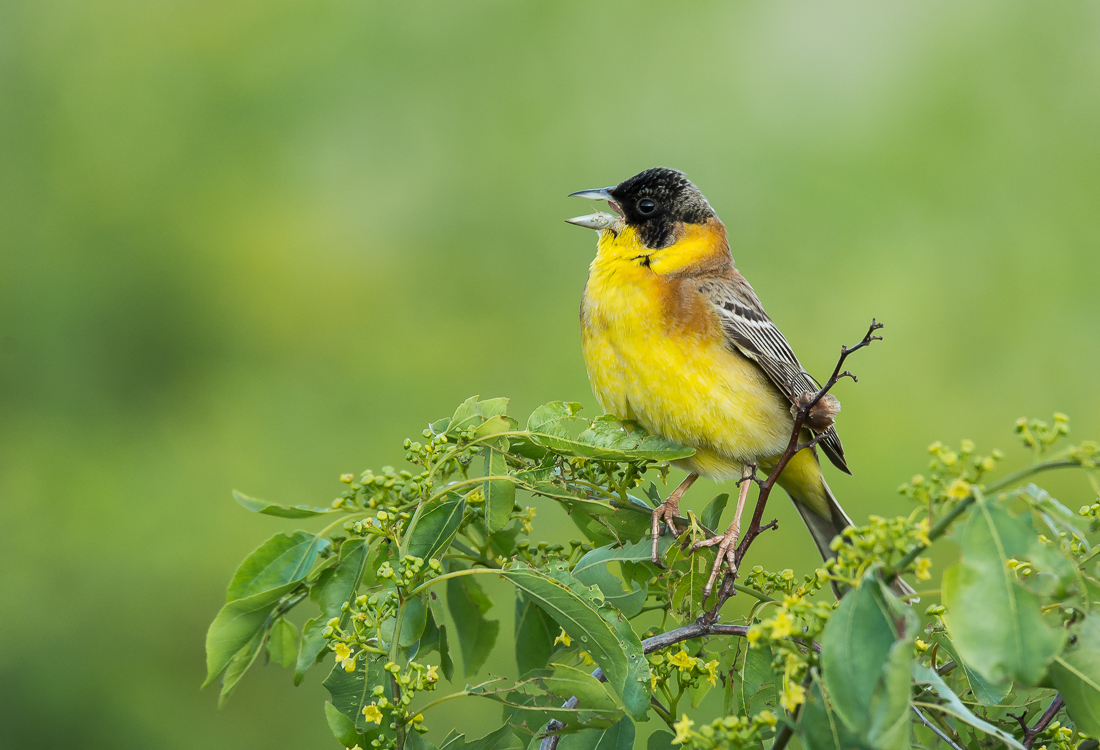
[637,198,656,215]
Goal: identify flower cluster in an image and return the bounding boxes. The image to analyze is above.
[349,509,408,541]
[671,710,778,749]
[1016,413,1071,458]
[1068,440,1100,474]
[376,555,443,592]
[516,539,590,568]
[1031,720,1091,750]
[648,647,720,695]
[898,439,1004,512]
[823,513,932,586]
[336,465,433,513]
[404,426,483,477]
[1079,502,1100,534]
[740,567,814,599]
[323,590,398,661]
[354,659,441,746]
[746,578,834,711]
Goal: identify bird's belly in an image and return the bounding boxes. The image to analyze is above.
[582,296,793,479]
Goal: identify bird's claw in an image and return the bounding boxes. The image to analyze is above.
[650,499,681,565]
[692,521,742,598]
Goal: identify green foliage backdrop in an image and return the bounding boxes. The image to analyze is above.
[1,1,1099,748]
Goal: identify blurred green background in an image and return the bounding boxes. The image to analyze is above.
[2,0,1099,747]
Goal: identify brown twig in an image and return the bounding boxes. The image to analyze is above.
[1023,695,1065,749]
[702,319,883,621]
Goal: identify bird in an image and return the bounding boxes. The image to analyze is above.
[566,167,854,596]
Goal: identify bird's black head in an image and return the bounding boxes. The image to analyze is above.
[609,168,716,249]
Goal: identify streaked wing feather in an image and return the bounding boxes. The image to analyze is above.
[703,279,851,475]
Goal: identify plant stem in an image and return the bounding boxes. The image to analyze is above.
[913,706,965,750]
[414,689,471,714]
[425,475,521,505]
[731,583,775,603]
[890,457,1080,575]
[406,567,500,598]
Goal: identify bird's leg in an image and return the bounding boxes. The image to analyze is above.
[651,472,699,564]
[692,463,757,597]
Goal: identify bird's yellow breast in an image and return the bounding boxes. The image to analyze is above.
[579,223,794,480]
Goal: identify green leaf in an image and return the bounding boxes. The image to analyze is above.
[323,653,394,736]
[204,580,299,687]
[218,627,266,707]
[559,717,634,750]
[449,395,483,434]
[665,541,717,622]
[267,616,298,668]
[483,442,516,534]
[465,723,524,750]
[647,731,674,750]
[403,494,467,561]
[515,593,558,676]
[943,498,1065,685]
[415,604,454,680]
[499,562,651,721]
[489,526,523,559]
[542,663,623,712]
[447,571,500,676]
[295,538,372,685]
[735,644,779,716]
[325,700,369,748]
[800,674,873,750]
[232,490,338,518]
[226,530,329,602]
[1019,484,1091,537]
[527,401,584,433]
[911,663,1025,749]
[700,493,729,532]
[440,729,466,750]
[314,539,372,616]
[1050,615,1100,735]
[476,397,511,419]
[566,509,619,547]
[572,544,648,618]
[529,414,694,462]
[475,414,517,440]
[820,576,914,750]
[295,618,327,686]
[526,481,616,515]
[932,635,1011,706]
[407,732,439,750]
[380,593,428,648]
[473,670,621,734]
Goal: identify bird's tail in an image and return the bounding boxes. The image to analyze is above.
[790,476,853,561]
[776,448,916,598]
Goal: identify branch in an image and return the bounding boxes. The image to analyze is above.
[1023,695,1064,749]
[913,705,966,750]
[888,456,1083,577]
[705,319,884,619]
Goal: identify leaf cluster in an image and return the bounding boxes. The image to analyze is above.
[203,401,1100,750]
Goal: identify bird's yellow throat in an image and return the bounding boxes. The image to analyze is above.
[591,219,729,276]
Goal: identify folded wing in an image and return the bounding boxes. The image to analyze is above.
[701,276,851,475]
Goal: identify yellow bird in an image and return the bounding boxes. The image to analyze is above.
[567,167,852,590]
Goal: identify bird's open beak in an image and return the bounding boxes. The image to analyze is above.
[568,187,616,202]
[565,211,617,230]
[566,186,619,230]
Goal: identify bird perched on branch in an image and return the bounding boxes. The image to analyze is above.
[566,167,853,589]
